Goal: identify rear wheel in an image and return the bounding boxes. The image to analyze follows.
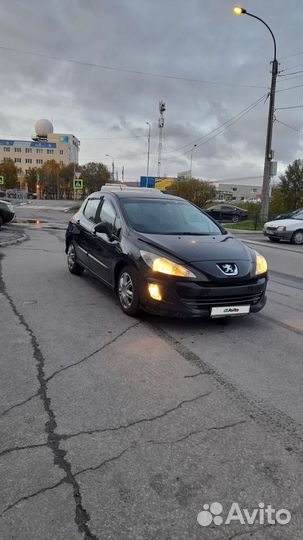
[232,215,239,224]
[117,266,140,316]
[291,229,303,245]
[67,242,84,275]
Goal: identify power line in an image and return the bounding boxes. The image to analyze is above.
[275,105,303,110]
[275,118,302,132]
[165,93,267,157]
[278,70,303,77]
[276,83,303,93]
[0,44,268,90]
[280,51,303,60]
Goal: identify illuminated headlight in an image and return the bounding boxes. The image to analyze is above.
[140,250,196,278]
[254,251,268,275]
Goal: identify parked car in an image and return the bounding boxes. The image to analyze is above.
[264,210,303,244]
[275,208,303,220]
[0,200,15,228]
[65,185,268,318]
[205,204,248,224]
[5,189,36,199]
[0,190,6,198]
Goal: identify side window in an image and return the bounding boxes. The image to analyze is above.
[84,199,101,223]
[100,199,122,237]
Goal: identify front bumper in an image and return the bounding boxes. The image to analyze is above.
[140,274,267,317]
[263,229,293,241]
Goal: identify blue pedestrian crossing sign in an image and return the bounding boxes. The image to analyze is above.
[0,176,4,185]
[73,178,83,190]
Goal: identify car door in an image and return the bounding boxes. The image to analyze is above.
[221,205,234,222]
[75,198,102,267]
[88,196,122,285]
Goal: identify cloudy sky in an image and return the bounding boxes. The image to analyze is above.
[1,0,302,184]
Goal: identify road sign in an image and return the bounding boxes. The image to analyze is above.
[0,176,4,185]
[140,176,155,188]
[73,178,83,190]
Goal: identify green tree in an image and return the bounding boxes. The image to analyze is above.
[59,163,75,199]
[276,159,303,211]
[0,159,19,189]
[166,178,216,208]
[78,162,111,195]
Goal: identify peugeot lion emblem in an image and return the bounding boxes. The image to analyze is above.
[217,263,238,276]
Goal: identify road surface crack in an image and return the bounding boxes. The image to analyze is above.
[0,391,39,418]
[0,261,99,540]
[74,447,131,478]
[209,419,246,430]
[1,478,66,516]
[0,442,47,458]
[60,392,212,442]
[46,322,140,383]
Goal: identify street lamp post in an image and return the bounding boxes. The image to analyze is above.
[105,154,115,182]
[234,6,278,222]
[146,122,151,187]
[190,144,197,178]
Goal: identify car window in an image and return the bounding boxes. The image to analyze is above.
[100,198,122,237]
[121,198,222,235]
[83,199,101,223]
[293,211,303,220]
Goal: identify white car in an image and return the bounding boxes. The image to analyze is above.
[264,210,303,244]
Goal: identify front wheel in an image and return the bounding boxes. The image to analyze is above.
[291,230,303,245]
[67,242,84,275]
[117,266,140,316]
[232,215,239,224]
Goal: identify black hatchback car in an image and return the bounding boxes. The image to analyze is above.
[0,200,15,228]
[65,186,267,318]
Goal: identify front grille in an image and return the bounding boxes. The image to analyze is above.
[266,227,277,233]
[183,292,263,309]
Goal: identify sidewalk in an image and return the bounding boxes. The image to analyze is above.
[0,225,27,247]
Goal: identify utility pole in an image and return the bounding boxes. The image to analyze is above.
[261,58,278,222]
[146,122,151,186]
[190,144,197,178]
[157,101,166,178]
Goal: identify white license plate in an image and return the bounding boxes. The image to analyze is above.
[211,305,250,317]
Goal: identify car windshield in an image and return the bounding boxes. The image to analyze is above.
[121,198,222,235]
[292,211,303,220]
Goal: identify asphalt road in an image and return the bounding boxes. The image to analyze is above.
[0,202,302,540]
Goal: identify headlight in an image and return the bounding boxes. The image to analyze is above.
[140,250,196,278]
[255,251,268,275]
[277,226,286,232]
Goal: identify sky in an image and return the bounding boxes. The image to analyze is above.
[0,0,302,185]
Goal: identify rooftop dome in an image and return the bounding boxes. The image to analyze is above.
[35,119,54,137]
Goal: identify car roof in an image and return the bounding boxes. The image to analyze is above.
[88,188,179,200]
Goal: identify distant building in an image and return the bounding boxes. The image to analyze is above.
[213,182,262,202]
[0,119,80,178]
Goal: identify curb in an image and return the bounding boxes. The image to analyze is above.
[0,232,28,248]
[226,229,263,234]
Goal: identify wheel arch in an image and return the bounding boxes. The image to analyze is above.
[114,257,138,291]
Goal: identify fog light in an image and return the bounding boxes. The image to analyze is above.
[148,283,162,301]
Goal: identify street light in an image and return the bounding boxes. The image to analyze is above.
[190,144,197,178]
[233,6,278,222]
[146,122,151,187]
[105,154,115,181]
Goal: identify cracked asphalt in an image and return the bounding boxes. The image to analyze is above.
[0,202,303,539]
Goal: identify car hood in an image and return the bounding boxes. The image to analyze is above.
[265,218,303,227]
[136,233,252,262]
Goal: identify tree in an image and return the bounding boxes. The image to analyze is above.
[78,162,111,195]
[276,159,303,211]
[0,159,19,189]
[25,168,39,193]
[39,160,61,199]
[166,178,216,208]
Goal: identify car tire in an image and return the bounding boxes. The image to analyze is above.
[117,265,140,317]
[67,242,84,275]
[232,215,239,224]
[0,214,3,228]
[291,229,303,245]
[268,237,280,242]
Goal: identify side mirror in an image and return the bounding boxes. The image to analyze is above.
[94,222,111,236]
